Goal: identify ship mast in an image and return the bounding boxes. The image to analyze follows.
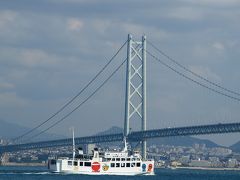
[72,127,75,163]
[122,136,128,152]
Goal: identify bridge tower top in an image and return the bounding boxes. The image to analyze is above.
[124,34,147,159]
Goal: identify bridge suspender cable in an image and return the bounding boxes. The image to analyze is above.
[146,50,240,102]
[24,44,142,142]
[26,58,128,142]
[15,39,239,143]
[13,40,127,143]
[147,40,240,97]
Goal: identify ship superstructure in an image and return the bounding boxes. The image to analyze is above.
[48,138,154,175]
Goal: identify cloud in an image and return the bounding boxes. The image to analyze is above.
[0,92,27,108]
[0,81,15,90]
[0,0,240,144]
[90,19,112,35]
[189,65,221,82]
[121,22,169,40]
[212,42,225,51]
[20,49,58,68]
[0,47,60,68]
[191,41,229,63]
[165,7,204,21]
[67,18,84,31]
[182,0,240,6]
[49,0,91,3]
[0,10,17,29]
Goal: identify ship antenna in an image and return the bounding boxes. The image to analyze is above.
[71,127,76,162]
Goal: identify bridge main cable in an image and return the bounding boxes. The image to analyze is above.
[146,49,240,102]
[13,40,128,143]
[26,57,128,141]
[147,40,240,97]
[24,43,143,142]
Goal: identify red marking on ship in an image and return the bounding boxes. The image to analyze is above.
[148,164,153,172]
[92,162,100,172]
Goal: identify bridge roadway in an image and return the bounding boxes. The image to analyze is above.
[1,122,240,153]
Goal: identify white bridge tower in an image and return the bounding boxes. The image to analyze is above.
[124,34,147,159]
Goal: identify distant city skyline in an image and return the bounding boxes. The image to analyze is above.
[0,0,240,146]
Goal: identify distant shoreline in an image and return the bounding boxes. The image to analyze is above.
[157,166,240,171]
[2,163,240,171]
[0,162,46,167]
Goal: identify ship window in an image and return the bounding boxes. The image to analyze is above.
[132,158,136,161]
[116,163,120,167]
[107,158,111,161]
[116,158,120,161]
[137,163,141,167]
[50,160,56,165]
[137,158,140,161]
[84,162,91,167]
[126,163,130,167]
[131,163,135,167]
[68,161,72,166]
[74,161,78,166]
[112,158,115,161]
[121,163,125,167]
[111,163,115,167]
[80,162,83,166]
[121,158,125,161]
[127,158,130,161]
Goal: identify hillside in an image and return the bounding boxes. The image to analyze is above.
[230,141,240,152]
[0,121,225,148]
[96,126,220,148]
[0,119,65,142]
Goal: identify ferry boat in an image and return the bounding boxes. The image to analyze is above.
[48,133,154,175]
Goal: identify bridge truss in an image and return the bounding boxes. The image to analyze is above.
[1,122,240,153]
[1,35,240,155]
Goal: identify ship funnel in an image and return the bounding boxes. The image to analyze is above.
[78,147,83,155]
[92,147,100,161]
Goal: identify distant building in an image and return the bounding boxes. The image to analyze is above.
[171,161,182,167]
[83,144,95,154]
[156,160,166,167]
[179,155,190,166]
[209,147,232,157]
[31,156,38,161]
[193,143,200,150]
[227,158,238,168]
[169,153,177,161]
[209,157,222,167]
[0,138,7,146]
[189,159,211,167]
[231,153,240,161]
[193,143,206,151]
[0,153,9,165]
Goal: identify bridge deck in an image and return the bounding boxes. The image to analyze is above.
[1,122,240,153]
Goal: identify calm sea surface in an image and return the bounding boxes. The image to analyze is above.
[0,166,240,180]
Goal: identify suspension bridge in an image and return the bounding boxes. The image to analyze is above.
[1,35,240,158]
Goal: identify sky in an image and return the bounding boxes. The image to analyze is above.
[0,0,240,146]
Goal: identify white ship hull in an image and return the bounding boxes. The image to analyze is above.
[48,132,154,176]
[48,158,154,176]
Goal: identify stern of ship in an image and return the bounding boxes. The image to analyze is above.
[48,159,61,173]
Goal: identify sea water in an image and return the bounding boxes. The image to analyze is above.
[0,166,240,180]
